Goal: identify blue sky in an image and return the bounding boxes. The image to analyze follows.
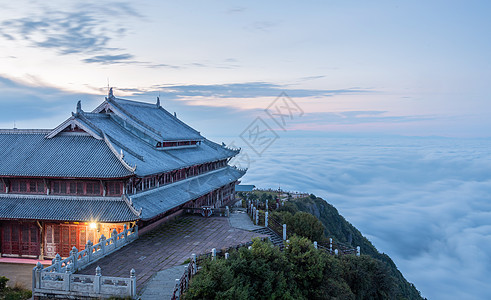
[1,1,491,137]
[1,2,491,298]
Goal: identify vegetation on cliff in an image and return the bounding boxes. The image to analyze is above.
[185,190,423,299]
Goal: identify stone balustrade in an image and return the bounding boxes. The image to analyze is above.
[33,224,138,299]
[33,264,136,299]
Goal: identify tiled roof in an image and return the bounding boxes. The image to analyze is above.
[0,96,240,178]
[0,132,133,178]
[0,194,139,222]
[131,166,245,220]
[83,113,238,176]
[108,97,203,141]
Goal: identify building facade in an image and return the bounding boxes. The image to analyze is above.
[0,90,245,259]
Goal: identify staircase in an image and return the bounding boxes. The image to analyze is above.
[253,227,284,249]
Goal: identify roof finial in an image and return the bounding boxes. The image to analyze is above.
[156,96,160,107]
[174,112,177,118]
[76,100,82,114]
[108,87,114,99]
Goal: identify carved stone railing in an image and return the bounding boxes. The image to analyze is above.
[41,224,138,275]
[33,225,138,298]
[33,264,136,299]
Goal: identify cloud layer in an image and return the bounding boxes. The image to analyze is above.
[0,2,140,64]
[235,135,491,300]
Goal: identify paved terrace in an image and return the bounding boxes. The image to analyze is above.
[78,214,267,294]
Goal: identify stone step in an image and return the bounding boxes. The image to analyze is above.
[252,227,284,248]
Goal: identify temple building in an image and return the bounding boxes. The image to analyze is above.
[0,90,245,259]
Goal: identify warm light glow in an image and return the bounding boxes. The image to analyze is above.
[89,222,97,229]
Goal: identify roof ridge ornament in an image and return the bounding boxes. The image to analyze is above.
[108,87,114,99]
[156,96,160,107]
[76,100,83,114]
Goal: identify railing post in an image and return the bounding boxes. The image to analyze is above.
[94,266,101,294]
[329,238,333,253]
[282,224,287,241]
[124,224,128,240]
[255,209,259,225]
[112,228,118,247]
[86,240,93,262]
[313,241,318,249]
[55,253,61,272]
[212,248,216,260]
[64,264,72,291]
[184,265,189,289]
[130,268,136,298]
[356,246,361,256]
[334,249,339,256]
[226,206,230,217]
[225,253,229,259]
[175,279,180,298]
[33,262,43,291]
[265,211,268,228]
[100,234,106,255]
[71,246,78,271]
[191,254,197,275]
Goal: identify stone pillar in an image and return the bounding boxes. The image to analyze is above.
[225,253,229,259]
[130,269,136,297]
[212,248,216,260]
[86,240,93,262]
[94,266,102,293]
[313,241,318,249]
[226,206,230,218]
[329,238,333,253]
[64,264,72,291]
[334,249,339,256]
[191,254,197,275]
[283,224,287,241]
[175,279,180,297]
[33,262,43,291]
[265,211,268,228]
[71,246,78,271]
[100,234,106,255]
[55,254,61,272]
[255,209,259,225]
[356,246,361,256]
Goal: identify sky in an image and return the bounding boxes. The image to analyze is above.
[1,1,491,299]
[1,1,491,138]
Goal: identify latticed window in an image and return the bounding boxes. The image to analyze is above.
[52,181,67,194]
[107,182,122,196]
[86,182,100,195]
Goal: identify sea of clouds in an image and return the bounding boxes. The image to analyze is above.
[230,136,491,300]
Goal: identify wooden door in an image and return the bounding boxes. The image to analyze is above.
[45,223,93,258]
[1,222,39,257]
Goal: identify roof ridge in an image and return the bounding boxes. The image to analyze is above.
[112,97,156,107]
[0,129,51,134]
[108,98,163,137]
[157,105,202,137]
[102,133,137,173]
